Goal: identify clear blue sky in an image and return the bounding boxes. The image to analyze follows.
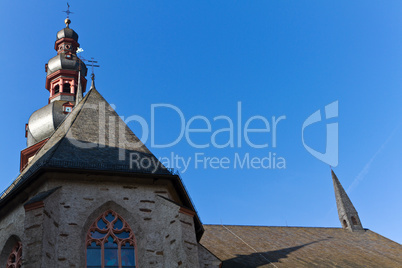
[1,1,401,244]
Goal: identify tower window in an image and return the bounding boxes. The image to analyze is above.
[86,210,136,268]
[63,83,71,93]
[63,102,74,114]
[342,220,348,228]
[6,241,22,268]
[351,216,358,225]
[54,84,60,94]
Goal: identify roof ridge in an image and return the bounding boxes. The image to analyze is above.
[203,224,349,229]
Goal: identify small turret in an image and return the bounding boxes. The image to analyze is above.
[331,170,364,232]
[45,17,87,103]
[26,17,88,147]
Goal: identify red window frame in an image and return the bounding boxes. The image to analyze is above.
[85,210,137,268]
[6,241,22,268]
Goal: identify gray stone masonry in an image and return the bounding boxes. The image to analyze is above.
[0,171,220,267]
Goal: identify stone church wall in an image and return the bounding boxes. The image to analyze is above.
[0,205,25,265]
[0,171,221,267]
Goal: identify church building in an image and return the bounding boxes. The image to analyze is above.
[0,14,401,268]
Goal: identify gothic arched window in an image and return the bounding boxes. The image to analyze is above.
[86,210,136,268]
[6,241,22,268]
[351,216,358,225]
[54,84,60,94]
[63,82,71,93]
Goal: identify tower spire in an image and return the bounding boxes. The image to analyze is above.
[86,57,99,91]
[331,170,364,231]
[90,73,96,90]
[75,69,83,106]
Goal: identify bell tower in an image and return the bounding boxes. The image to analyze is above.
[45,16,87,103]
[21,14,88,171]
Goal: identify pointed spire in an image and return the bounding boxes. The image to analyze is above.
[75,70,83,106]
[331,170,364,231]
[90,73,96,90]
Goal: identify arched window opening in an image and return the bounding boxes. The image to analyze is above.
[63,82,71,93]
[86,210,136,268]
[54,84,60,94]
[6,241,22,268]
[351,216,358,225]
[342,219,348,228]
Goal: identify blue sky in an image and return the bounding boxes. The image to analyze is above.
[1,1,401,244]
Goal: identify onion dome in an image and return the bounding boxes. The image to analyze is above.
[47,53,87,77]
[44,18,88,103]
[57,27,79,42]
[26,101,71,147]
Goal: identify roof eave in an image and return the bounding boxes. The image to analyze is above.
[0,166,204,241]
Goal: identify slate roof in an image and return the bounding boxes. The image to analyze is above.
[1,87,170,199]
[201,225,402,268]
[1,86,205,240]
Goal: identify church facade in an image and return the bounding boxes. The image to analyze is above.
[0,16,401,268]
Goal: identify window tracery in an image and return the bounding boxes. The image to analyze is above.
[6,241,22,268]
[86,210,136,268]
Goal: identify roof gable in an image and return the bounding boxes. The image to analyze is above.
[1,87,204,241]
[1,88,170,199]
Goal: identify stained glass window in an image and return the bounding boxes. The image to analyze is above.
[6,241,22,268]
[86,210,136,268]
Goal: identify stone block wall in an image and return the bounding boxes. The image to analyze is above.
[0,205,24,265]
[0,171,221,267]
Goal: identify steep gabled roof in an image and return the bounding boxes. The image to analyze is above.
[201,225,402,267]
[2,87,170,198]
[1,86,204,240]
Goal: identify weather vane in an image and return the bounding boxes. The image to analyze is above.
[63,3,73,19]
[86,57,100,79]
[62,3,73,27]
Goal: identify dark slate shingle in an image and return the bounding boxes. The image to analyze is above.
[201,225,402,267]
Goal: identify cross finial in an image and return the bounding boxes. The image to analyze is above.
[87,57,100,76]
[63,3,73,18]
[62,3,73,27]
